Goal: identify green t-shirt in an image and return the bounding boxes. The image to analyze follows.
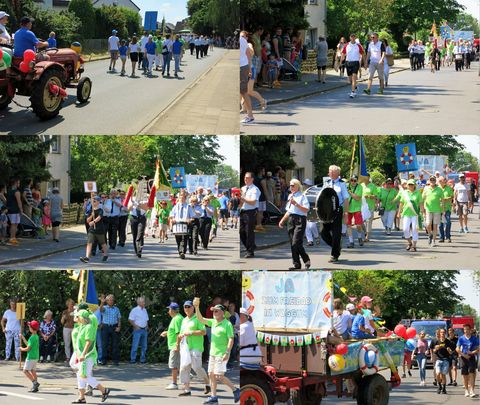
[400,190,422,217]
[157,207,170,224]
[180,314,205,352]
[423,186,443,213]
[362,183,378,211]
[379,188,398,211]
[206,318,234,357]
[442,185,454,211]
[26,334,39,360]
[347,184,363,213]
[75,323,98,363]
[167,313,184,350]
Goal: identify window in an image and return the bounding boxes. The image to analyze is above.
[49,180,60,193]
[50,135,61,153]
[294,135,305,143]
[294,168,305,182]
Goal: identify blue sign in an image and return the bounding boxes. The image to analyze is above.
[144,11,158,32]
[395,143,418,172]
[440,25,452,39]
[169,167,186,188]
[454,31,474,42]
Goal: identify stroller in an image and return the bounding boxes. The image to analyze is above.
[279,57,301,81]
[17,213,40,238]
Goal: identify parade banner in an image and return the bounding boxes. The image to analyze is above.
[454,31,474,42]
[144,11,158,31]
[156,189,171,201]
[83,181,97,193]
[416,155,448,176]
[395,143,418,172]
[170,167,186,188]
[242,271,333,335]
[185,175,218,194]
[440,24,453,39]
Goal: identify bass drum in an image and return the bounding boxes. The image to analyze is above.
[315,187,340,223]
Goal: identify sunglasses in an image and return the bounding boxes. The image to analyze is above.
[184,305,191,308]
[289,184,296,187]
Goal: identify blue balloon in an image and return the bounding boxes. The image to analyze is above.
[406,338,415,351]
[364,350,377,367]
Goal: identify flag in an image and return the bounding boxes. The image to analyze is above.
[395,143,418,172]
[350,136,369,184]
[169,167,186,188]
[148,159,170,208]
[78,270,99,311]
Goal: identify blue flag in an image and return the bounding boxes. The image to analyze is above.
[395,143,418,172]
[78,270,99,310]
[170,167,186,188]
[358,136,368,177]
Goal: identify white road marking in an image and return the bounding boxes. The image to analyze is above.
[0,390,45,400]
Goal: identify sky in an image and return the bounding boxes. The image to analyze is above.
[134,0,189,24]
[456,270,480,315]
[458,0,480,21]
[217,135,239,171]
[456,135,480,160]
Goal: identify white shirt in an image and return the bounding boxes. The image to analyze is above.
[454,182,470,203]
[108,35,120,51]
[286,191,309,216]
[2,309,20,332]
[343,42,363,62]
[169,202,195,221]
[239,321,261,363]
[0,23,11,44]
[103,197,121,217]
[240,35,249,67]
[128,306,149,328]
[129,43,140,53]
[163,39,173,52]
[140,36,149,51]
[333,310,350,335]
[241,184,260,210]
[368,41,384,63]
[130,198,147,217]
[363,309,375,333]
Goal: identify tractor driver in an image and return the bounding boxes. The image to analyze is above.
[13,17,48,58]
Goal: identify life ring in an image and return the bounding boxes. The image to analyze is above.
[359,342,379,375]
[400,152,414,165]
[245,290,255,315]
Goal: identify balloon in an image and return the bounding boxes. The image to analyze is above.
[394,324,407,339]
[406,327,417,339]
[23,49,36,62]
[406,338,416,351]
[0,48,3,60]
[2,51,11,67]
[364,350,377,367]
[336,343,348,355]
[385,331,394,337]
[328,354,345,372]
[19,61,30,73]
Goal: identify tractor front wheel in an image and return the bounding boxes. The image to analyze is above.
[77,77,92,103]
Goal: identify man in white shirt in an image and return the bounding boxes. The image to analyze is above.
[240,31,254,124]
[364,32,386,95]
[1,299,21,361]
[162,34,173,77]
[108,29,120,72]
[240,172,260,258]
[129,297,149,364]
[340,33,364,98]
[139,31,149,72]
[169,190,195,259]
[454,173,473,233]
[103,189,122,250]
[128,194,149,258]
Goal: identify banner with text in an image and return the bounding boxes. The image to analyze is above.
[185,175,218,194]
[242,271,333,334]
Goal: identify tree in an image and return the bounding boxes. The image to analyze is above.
[333,270,462,326]
[68,0,96,39]
[450,150,480,173]
[216,164,240,190]
[453,12,480,36]
[0,136,51,185]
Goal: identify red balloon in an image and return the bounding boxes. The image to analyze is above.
[394,324,407,339]
[336,343,348,355]
[19,62,30,73]
[0,48,3,60]
[23,49,36,62]
[385,331,394,337]
[406,327,417,339]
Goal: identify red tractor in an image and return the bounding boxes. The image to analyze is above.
[0,45,92,120]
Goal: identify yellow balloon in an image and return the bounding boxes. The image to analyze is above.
[328,354,346,371]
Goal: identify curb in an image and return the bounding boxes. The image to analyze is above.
[138,50,229,134]
[266,66,410,105]
[0,242,85,267]
[241,237,289,253]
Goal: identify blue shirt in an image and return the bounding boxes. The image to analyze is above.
[102,305,121,325]
[199,204,213,218]
[145,41,156,55]
[13,27,39,57]
[286,191,309,216]
[169,202,195,221]
[218,195,230,210]
[351,314,373,339]
[119,45,128,57]
[172,40,182,55]
[457,334,479,354]
[47,37,56,48]
[324,178,350,207]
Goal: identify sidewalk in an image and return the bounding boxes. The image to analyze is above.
[143,50,239,135]
[256,58,411,106]
[0,224,86,267]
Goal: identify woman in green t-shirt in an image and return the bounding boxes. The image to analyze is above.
[397,180,424,252]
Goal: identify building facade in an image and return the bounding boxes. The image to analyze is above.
[304,0,327,49]
[42,135,71,204]
[288,135,314,183]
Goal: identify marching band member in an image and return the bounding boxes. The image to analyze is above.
[240,172,260,258]
[128,194,149,259]
[169,190,195,259]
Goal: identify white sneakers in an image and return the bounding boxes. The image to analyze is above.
[349,91,357,98]
[166,383,178,390]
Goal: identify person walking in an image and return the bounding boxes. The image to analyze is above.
[240,31,254,124]
[316,36,328,83]
[240,172,260,258]
[346,175,364,248]
[456,324,479,398]
[361,175,378,242]
[172,35,183,77]
[379,178,398,235]
[454,173,472,233]
[169,190,195,259]
[161,34,173,77]
[278,178,311,270]
[439,177,454,242]
[340,34,364,98]
[398,179,423,251]
[144,35,157,77]
[364,32,386,95]
[2,299,21,361]
[129,297,149,364]
[383,39,394,86]
[107,29,120,72]
[161,303,184,390]
[198,196,214,250]
[127,36,139,77]
[128,192,148,259]
[414,330,429,386]
[80,196,109,263]
[422,175,444,246]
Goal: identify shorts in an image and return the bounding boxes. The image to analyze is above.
[347,211,363,226]
[457,202,468,216]
[168,349,180,369]
[425,212,441,225]
[51,221,61,227]
[208,355,227,375]
[219,209,229,219]
[317,65,326,70]
[87,232,106,245]
[252,55,262,77]
[258,201,266,212]
[404,352,412,367]
[368,61,384,81]
[240,64,250,94]
[110,50,119,59]
[460,355,477,375]
[8,213,20,224]
[346,61,360,76]
[451,354,458,367]
[230,210,239,218]
[130,52,139,62]
[120,55,127,61]
[23,359,38,371]
[435,359,449,375]
[160,223,168,232]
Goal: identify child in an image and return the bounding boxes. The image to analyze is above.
[20,320,41,392]
[156,200,170,243]
[41,199,51,236]
[128,36,140,77]
[0,206,8,245]
[266,54,278,88]
[118,39,128,76]
[47,32,56,48]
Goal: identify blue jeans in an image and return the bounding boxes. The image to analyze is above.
[130,328,148,363]
[439,210,451,240]
[96,329,103,362]
[173,54,181,74]
[162,52,171,74]
[417,353,427,381]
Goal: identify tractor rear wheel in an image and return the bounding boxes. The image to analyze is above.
[0,87,12,110]
[241,374,274,405]
[30,66,65,120]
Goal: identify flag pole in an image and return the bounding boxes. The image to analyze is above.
[350,136,357,178]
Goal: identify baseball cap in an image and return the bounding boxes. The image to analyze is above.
[303,178,313,186]
[407,179,416,185]
[346,303,355,311]
[240,307,249,316]
[93,195,102,201]
[459,173,465,178]
[350,175,358,181]
[429,175,436,180]
[112,29,118,34]
[167,302,179,310]
[386,178,393,183]
[0,11,10,19]
[20,16,34,25]
[28,320,39,331]
[360,296,373,304]
[77,302,89,310]
[435,171,440,175]
[183,300,193,307]
[211,304,226,312]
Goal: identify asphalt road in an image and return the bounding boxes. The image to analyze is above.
[0,49,226,135]
[240,208,480,270]
[0,361,239,405]
[241,61,480,135]
[4,226,240,270]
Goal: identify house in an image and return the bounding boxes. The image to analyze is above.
[34,0,140,13]
[303,0,327,49]
[41,135,71,204]
[288,135,314,183]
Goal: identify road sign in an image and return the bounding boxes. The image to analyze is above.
[16,303,26,320]
[144,11,158,32]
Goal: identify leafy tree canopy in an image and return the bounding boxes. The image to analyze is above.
[188,0,239,36]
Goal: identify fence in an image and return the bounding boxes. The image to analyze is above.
[62,203,84,225]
